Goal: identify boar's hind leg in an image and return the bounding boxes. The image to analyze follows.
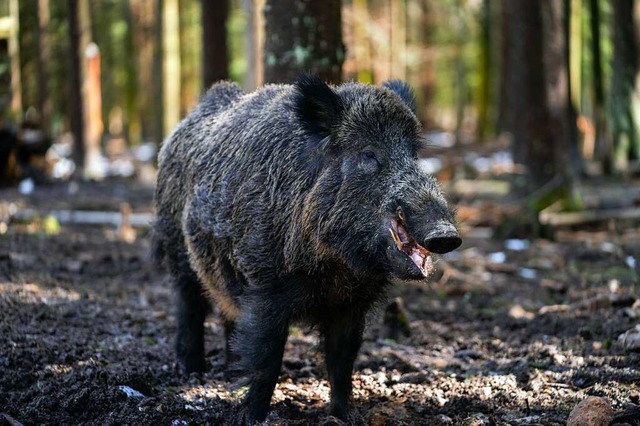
[175,266,210,374]
[223,320,241,373]
[234,295,290,424]
[322,314,365,420]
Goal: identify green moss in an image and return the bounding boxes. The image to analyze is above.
[528,184,584,214]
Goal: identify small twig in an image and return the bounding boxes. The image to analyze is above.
[1,413,25,426]
[546,382,577,390]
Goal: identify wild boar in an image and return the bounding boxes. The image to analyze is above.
[153,75,461,424]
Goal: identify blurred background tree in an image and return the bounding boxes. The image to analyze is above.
[1,0,639,187]
[263,0,343,84]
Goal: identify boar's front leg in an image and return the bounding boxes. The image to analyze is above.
[235,293,291,425]
[322,313,365,420]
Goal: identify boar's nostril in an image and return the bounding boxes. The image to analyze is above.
[424,233,462,254]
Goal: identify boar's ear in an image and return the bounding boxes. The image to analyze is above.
[382,80,417,114]
[292,74,344,139]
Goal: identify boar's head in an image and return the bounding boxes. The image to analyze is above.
[291,75,461,280]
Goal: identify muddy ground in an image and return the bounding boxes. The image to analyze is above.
[1,178,639,425]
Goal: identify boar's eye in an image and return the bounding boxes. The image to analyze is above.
[358,147,381,174]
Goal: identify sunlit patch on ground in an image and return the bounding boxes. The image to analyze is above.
[43,363,74,375]
[0,282,81,305]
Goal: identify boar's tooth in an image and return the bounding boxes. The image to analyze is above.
[389,228,404,251]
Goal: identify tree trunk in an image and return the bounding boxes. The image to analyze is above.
[179,0,200,115]
[153,0,164,145]
[351,0,373,84]
[636,0,640,158]
[454,1,468,144]
[9,0,21,118]
[497,0,510,134]
[130,0,158,143]
[66,0,86,173]
[541,0,578,179]
[263,0,344,84]
[569,0,582,116]
[504,0,575,188]
[162,0,181,137]
[390,0,406,80]
[202,0,229,88]
[609,0,639,171]
[588,0,611,171]
[36,0,51,134]
[83,43,104,180]
[564,0,581,174]
[122,0,141,145]
[243,0,264,90]
[417,0,436,127]
[477,0,491,139]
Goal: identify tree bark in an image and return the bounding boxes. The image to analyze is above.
[588,0,612,171]
[263,0,344,84]
[417,0,435,127]
[454,2,468,145]
[609,0,639,171]
[130,0,158,143]
[564,0,581,174]
[179,0,200,115]
[390,0,406,80]
[542,0,578,178]
[201,0,229,88]
[243,0,264,90]
[351,0,373,84]
[497,0,510,134]
[83,43,104,179]
[477,0,491,139]
[122,0,141,145]
[569,0,582,117]
[9,0,21,117]
[66,0,86,173]
[36,0,51,134]
[153,0,164,145]
[503,0,575,188]
[162,0,181,137]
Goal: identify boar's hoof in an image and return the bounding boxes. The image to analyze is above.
[238,408,266,426]
[328,402,351,422]
[179,354,205,375]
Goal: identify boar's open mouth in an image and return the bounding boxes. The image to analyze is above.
[388,208,433,278]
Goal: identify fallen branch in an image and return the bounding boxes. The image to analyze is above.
[12,208,154,228]
[540,207,640,226]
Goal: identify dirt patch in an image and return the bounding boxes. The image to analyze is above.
[1,180,639,425]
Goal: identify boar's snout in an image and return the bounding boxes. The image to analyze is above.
[386,196,461,279]
[422,221,461,254]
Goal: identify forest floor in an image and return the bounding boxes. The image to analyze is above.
[1,170,640,425]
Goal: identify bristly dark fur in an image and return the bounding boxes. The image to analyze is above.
[382,79,418,114]
[153,76,460,425]
[291,74,345,139]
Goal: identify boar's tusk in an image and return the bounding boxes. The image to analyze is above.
[389,228,404,251]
